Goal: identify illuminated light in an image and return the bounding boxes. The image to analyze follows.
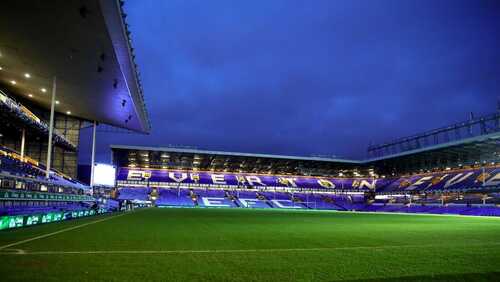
[10,80,16,85]
[55,100,60,104]
[41,88,47,93]
[445,167,451,171]
[0,66,3,70]
[66,111,71,115]
[24,73,31,78]
[28,94,33,97]
[93,163,116,187]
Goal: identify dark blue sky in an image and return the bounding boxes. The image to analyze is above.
[80,0,500,164]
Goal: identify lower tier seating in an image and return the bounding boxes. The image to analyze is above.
[146,188,500,217]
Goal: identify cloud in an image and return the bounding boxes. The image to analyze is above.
[79,0,500,164]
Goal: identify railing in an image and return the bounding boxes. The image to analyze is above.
[368,112,500,158]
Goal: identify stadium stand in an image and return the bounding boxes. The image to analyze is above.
[109,162,500,217]
[0,0,149,232]
[0,90,76,150]
[1,145,87,191]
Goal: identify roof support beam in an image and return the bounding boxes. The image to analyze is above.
[20,128,25,161]
[45,76,56,179]
[90,120,97,188]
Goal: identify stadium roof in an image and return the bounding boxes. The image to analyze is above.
[111,130,499,177]
[367,132,500,175]
[111,145,365,177]
[366,112,500,174]
[0,0,150,133]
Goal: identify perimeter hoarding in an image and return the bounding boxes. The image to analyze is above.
[0,208,107,231]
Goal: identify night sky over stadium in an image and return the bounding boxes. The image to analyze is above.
[81,0,500,163]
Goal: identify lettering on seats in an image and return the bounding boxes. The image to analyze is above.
[277,177,298,187]
[168,172,188,183]
[245,176,264,186]
[318,179,335,189]
[202,197,229,207]
[352,179,377,190]
[271,200,302,209]
[484,171,500,186]
[407,176,433,190]
[127,170,151,181]
[211,174,226,184]
[444,172,474,188]
[238,198,260,208]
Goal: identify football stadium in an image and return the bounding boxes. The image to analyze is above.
[1,1,500,281]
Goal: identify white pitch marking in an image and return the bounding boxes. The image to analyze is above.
[2,242,500,255]
[0,212,129,251]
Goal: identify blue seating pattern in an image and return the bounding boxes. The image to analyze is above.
[156,188,195,207]
[146,188,500,217]
[117,187,151,201]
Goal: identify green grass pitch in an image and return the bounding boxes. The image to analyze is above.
[1,208,500,281]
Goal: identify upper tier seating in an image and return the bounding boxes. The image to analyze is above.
[0,146,88,190]
[378,167,499,193]
[0,154,45,178]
